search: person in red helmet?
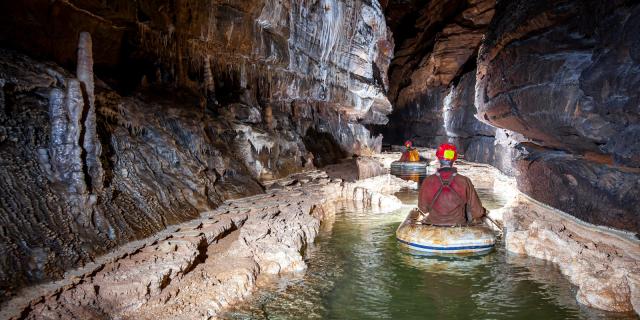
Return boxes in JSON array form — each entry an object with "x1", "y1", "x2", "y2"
[
  {"x1": 417, "y1": 143, "x2": 487, "y2": 225},
  {"x1": 399, "y1": 140, "x2": 420, "y2": 162}
]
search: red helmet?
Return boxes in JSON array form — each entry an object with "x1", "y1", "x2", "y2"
[
  {"x1": 404, "y1": 140, "x2": 413, "y2": 148},
  {"x1": 436, "y1": 143, "x2": 458, "y2": 161}
]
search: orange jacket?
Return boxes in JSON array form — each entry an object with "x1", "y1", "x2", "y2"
[
  {"x1": 399, "y1": 148, "x2": 420, "y2": 162},
  {"x1": 417, "y1": 168, "x2": 486, "y2": 225}
]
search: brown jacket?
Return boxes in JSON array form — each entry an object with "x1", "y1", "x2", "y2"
[{"x1": 417, "y1": 167, "x2": 486, "y2": 225}]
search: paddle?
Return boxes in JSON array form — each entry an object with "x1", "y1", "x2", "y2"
[{"x1": 484, "y1": 214, "x2": 504, "y2": 233}]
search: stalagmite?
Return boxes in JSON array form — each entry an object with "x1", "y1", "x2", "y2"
[
  {"x1": 48, "y1": 81, "x2": 87, "y2": 195},
  {"x1": 76, "y1": 31, "x2": 103, "y2": 193}
]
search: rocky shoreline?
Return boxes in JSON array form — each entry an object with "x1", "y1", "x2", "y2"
[
  {"x1": 380, "y1": 152, "x2": 640, "y2": 316},
  {"x1": 0, "y1": 166, "x2": 413, "y2": 320},
  {"x1": 2, "y1": 153, "x2": 638, "y2": 318},
  {"x1": 503, "y1": 194, "x2": 640, "y2": 314},
  {"x1": 448, "y1": 155, "x2": 640, "y2": 316}
]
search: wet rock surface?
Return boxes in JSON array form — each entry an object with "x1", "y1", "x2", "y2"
[
  {"x1": 0, "y1": 0, "x2": 393, "y2": 297},
  {"x1": 0, "y1": 0, "x2": 392, "y2": 156},
  {"x1": 378, "y1": 0, "x2": 640, "y2": 234},
  {"x1": 377, "y1": 0, "x2": 495, "y2": 147},
  {"x1": 1, "y1": 0, "x2": 640, "y2": 317},
  {"x1": 0, "y1": 49, "x2": 267, "y2": 301},
  {"x1": 476, "y1": 0, "x2": 640, "y2": 233},
  {"x1": 477, "y1": 0, "x2": 640, "y2": 159},
  {"x1": 0, "y1": 168, "x2": 411, "y2": 320},
  {"x1": 515, "y1": 150, "x2": 640, "y2": 233},
  {"x1": 504, "y1": 193, "x2": 640, "y2": 314}
]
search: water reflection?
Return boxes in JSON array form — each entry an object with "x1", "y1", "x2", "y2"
[{"x1": 390, "y1": 162, "x2": 436, "y2": 184}]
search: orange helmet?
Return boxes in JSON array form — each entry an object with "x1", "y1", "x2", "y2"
[
  {"x1": 404, "y1": 140, "x2": 413, "y2": 148},
  {"x1": 436, "y1": 143, "x2": 458, "y2": 161}
]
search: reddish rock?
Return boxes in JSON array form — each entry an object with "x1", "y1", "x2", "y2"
[{"x1": 516, "y1": 149, "x2": 640, "y2": 233}]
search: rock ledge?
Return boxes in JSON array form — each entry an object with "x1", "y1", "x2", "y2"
[{"x1": 0, "y1": 169, "x2": 411, "y2": 320}]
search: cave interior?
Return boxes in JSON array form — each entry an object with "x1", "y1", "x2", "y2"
[{"x1": 0, "y1": 0, "x2": 639, "y2": 312}]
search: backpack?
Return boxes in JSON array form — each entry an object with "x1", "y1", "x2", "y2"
[{"x1": 425, "y1": 171, "x2": 471, "y2": 223}]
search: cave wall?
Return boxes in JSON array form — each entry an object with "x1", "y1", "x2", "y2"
[
  {"x1": 476, "y1": 0, "x2": 640, "y2": 233},
  {"x1": 0, "y1": 48, "x2": 268, "y2": 300},
  {"x1": 380, "y1": 0, "x2": 640, "y2": 233},
  {"x1": 377, "y1": 0, "x2": 495, "y2": 149},
  {"x1": 0, "y1": 0, "x2": 393, "y2": 299},
  {"x1": 0, "y1": 0, "x2": 393, "y2": 155}
]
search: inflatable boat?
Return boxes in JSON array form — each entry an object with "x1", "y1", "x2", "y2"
[
  {"x1": 390, "y1": 161, "x2": 429, "y2": 173},
  {"x1": 396, "y1": 209, "x2": 495, "y2": 255}
]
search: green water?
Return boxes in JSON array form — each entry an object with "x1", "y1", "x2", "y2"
[{"x1": 225, "y1": 189, "x2": 637, "y2": 320}]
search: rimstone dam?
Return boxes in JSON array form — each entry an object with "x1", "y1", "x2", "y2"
[{"x1": 0, "y1": 0, "x2": 639, "y2": 319}]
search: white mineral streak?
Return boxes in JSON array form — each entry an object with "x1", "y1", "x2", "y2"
[
  {"x1": 318, "y1": 0, "x2": 344, "y2": 64},
  {"x1": 2, "y1": 166, "x2": 409, "y2": 320},
  {"x1": 257, "y1": 0, "x2": 285, "y2": 30},
  {"x1": 233, "y1": 124, "x2": 277, "y2": 176},
  {"x1": 347, "y1": 122, "x2": 383, "y2": 154},
  {"x1": 282, "y1": 0, "x2": 392, "y2": 118},
  {"x1": 443, "y1": 84, "x2": 456, "y2": 137},
  {"x1": 240, "y1": 60, "x2": 247, "y2": 88}
]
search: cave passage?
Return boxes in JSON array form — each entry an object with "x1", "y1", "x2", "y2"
[
  {"x1": 0, "y1": 0, "x2": 639, "y2": 318},
  {"x1": 226, "y1": 162, "x2": 635, "y2": 320}
]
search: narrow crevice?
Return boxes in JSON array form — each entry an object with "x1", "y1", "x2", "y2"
[
  {"x1": 158, "y1": 272, "x2": 172, "y2": 291},
  {"x1": 78, "y1": 82, "x2": 94, "y2": 194},
  {"x1": 211, "y1": 222, "x2": 240, "y2": 243}
]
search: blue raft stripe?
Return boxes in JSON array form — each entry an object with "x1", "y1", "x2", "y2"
[{"x1": 396, "y1": 238, "x2": 494, "y2": 251}]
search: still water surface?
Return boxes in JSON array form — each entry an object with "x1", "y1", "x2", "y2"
[{"x1": 225, "y1": 188, "x2": 637, "y2": 319}]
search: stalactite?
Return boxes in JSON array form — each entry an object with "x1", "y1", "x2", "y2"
[
  {"x1": 264, "y1": 105, "x2": 274, "y2": 130},
  {"x1": 0, "y1": 0, "x2": 397, "y2": 299},
  {"x1": 203, "y1": 55, "x2": 218, "y2": 111}
]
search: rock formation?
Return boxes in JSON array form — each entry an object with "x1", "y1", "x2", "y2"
[
  {"x1": 1, "y1": 169, "x2": 412, "y2": 319},
  {"x1": 377, "y1": 0, "x2": 639, "y2": 233},
  {"x1": 504, "y1": 193, "x2": 640, "y2": 314},
  {"x1": 0, "y1": 0, "x2": 393, "y2": 299},
  {"x1": 379, "y1": 1, "x2": 640, "y2": 313},
  {"x1": 476, "y1": 0, "x2": 640, "y2": 233},
  {"x1": 378, "y1": 0, "x2": 496, "y2": 149},
  {"x1": 0, "y1": 0, "x2": 393, "y2": 155},
  {"x1": 0, "y1": 48, "x2": 264, "y2": 302}
]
